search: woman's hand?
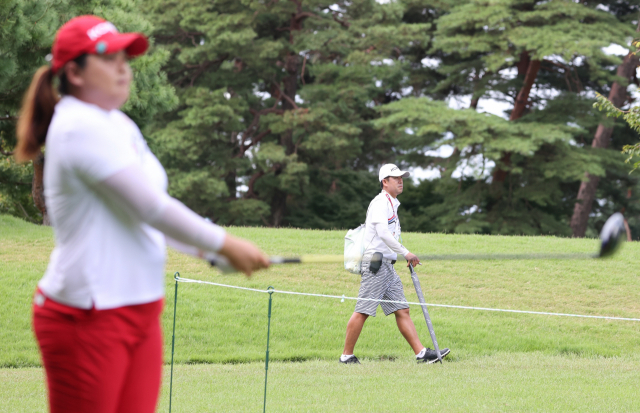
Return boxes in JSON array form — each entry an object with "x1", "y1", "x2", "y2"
[{"x1": 218, "y1": 235, "x2": 270, "y2": 276}]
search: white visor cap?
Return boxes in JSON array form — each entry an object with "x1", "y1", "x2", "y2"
[{"x1": 379, "y1": 163, "x2": 410, "y2": 182}]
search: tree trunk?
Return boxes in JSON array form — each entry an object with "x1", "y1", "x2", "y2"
[
  {"x1": 32, "y1": 152, "x2": 50, "y2": 225},
  {"x1": 283, "y1": 53, "x2": 299, "y2": 111},
  {"x1": 509, "y1": 58, "x2": 541, "y2": 121},
  {"x1": 270, "y1": 187, "x2": 287, "y2": 227},
  {"x1": 268, "y1": 7, "x2": 309, "y2": 226},
  {"x1": 624, "y1": 217, "x2": 632, "y2": 241},
  {"x1": 493, "y1": 53, "x2": 541, "y2": 183},
  {"x1": 469, "y1": 69, "x2": 482, "y2": 110},
  {"x1": 570, "y1": 51, "x2": 640, "y2": 237},
  {"x1": 225, "y1": 170, "x2": 237, "y2": 199},
  {"x1": 269, "y1": 50, "x2": 300, "y2": 225}
]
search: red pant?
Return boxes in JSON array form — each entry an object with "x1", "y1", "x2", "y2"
[{"x1": 32, "y1": 290, "x2": 163, "y2": 413}]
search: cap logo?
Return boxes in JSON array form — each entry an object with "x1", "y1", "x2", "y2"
[
  {"x1": 95, "y1": 41, "x2": 107, "y2": 54},
  {"x1": 87, "y1": 22, "x2": 118, "y2": 41},
  {"x1": 391, "y1": 167, "x2": 398, "y2": 171}
]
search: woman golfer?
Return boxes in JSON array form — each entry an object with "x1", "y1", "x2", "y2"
[{"x1": 15, "y1": 15, "x2": 270, "y2": 413}]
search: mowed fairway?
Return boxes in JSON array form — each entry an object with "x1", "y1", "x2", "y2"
[{"x1": 1, "y1": 214, "x2": 640, "y2": 412}]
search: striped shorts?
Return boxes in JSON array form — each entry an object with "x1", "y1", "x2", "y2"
[{"x1": 354, "y1": 258, "x2": 409, "y2": 317}]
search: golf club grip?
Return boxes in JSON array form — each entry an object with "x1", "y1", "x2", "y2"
[{"x1": 270, "y1": 257, "x2": 301, "y2": 264}]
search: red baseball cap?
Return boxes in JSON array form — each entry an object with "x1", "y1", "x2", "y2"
[{"x1": 51, "y1": 15, "x2": 148, "y2": 74}]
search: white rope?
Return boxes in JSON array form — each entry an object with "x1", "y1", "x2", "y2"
[{"x1": 175, "y1": 275, "x2": 640, "y2": 322}]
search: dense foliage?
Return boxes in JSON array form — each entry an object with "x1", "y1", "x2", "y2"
[
  {"x1": 0, "y1": 0, "x2": 176, "y2": 221},
  {"x1": 2, "y1": 0, "x2": 640, "y2": 238}
]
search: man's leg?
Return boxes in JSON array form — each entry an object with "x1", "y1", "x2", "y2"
[
  {"x1": 377, "y1": 262, "x2": 423, "y2": 355},
  {"x1": 394, "y1": 308, "x2": 423, "y2": 354},
  {"x1": 344, "y1": 257, "x2": 381, "y2": 358},
  {"x1": 343, "y1": 312, "x2": 369, "y2": 355}
]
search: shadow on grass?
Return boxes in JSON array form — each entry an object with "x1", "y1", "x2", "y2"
[
  {"x1": 556, "y1": 347, "x2": 620, "y2": 358},
  {"x1": 178, "y1": 355, "x2": 317, "y2": 365}
]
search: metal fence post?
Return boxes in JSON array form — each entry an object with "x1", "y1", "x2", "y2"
[
  {"x1": 263, "y1": 286, "x2": 274, "y2": 413},
  {"x1": 169, "y1": 272, "x2": 179, "y2": 412}
]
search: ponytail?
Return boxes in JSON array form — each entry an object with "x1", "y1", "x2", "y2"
[{"x1": 15, "y1": 66, "x2": 59, "y2": 162}]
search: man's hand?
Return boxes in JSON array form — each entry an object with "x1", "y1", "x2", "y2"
[{"x1": 404, "y1": 252, "x2": 420, "y2": 267}]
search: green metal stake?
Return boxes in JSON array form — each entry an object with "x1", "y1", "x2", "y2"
[
  {"x1": 263, "y1": 286, "x2": 274, "y2": 413},
  {"x1": 169, "y1": 272, "x2": 179, "y2": 413}
]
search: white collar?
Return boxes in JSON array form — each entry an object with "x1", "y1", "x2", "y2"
[{"x1": 59, "y1": 95, "x2": 114, "y2": 115}]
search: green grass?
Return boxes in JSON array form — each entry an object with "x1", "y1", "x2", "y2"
[
  {"x1": 3, "y1": 355, "x2": 640, "y2": 412},
  {"x1": 2, "y1": 214, "x2": 640, "y2": 411}
]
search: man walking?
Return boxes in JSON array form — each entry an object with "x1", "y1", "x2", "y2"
[{"x1": 340, "y1": 164, "x2": 450, "y2": 364}]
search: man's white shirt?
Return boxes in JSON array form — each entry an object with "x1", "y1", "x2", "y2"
[{"x1": 363, "y1": 190, "x2": 410, "y2": 260}]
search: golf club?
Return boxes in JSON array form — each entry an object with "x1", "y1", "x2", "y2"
[
  {"x1": 599, "y1": 212, "x2": 626, "y2": 258},
  {"x1": 210, "y1": 212, "x2": 626, "y2": 271},
  {"x1": 408, "y1": 263, "x2": 443, "y2": 363}
]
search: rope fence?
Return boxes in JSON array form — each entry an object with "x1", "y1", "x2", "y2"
[
  {"x1": 175, "y1": 274, "x2": 640, "y2": 322},
  {"x1": 168, "y1": 271, "x2": 640, "y2": 413}
]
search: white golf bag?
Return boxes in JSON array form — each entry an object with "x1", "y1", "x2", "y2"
[{"x1": 344, "y1": 224, "x2": 366, "y2": 274}]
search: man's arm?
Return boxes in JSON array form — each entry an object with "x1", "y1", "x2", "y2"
[
  {"x1": 373, "y1": 222, "x2": 408, "y2": 255},
  {"x1": 373, "y1": 222, "x2": 420, "y2": 267}
]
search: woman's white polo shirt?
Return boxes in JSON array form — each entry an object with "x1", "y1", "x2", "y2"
[{"x1": 39, "y1": 96, "x2": 168, "y2": 310}]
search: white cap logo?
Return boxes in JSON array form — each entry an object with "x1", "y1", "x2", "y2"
[
  {"x1": 378, "y1": 163, "x2": 410, "y2": 182},
  {"x1": 87, "y1": 22, "x2": 118, "y2": 41}
]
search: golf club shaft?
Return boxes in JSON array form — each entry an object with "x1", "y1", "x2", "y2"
[
  {"x1": 408, "y1": 263, "x2": 442, "y2": 363},
  {"x1": 269, "y1": 252, "x2": 595, "y2": 264},
  {"x1": 210, "y1": 252, "x2": 596, "y2": 273}
]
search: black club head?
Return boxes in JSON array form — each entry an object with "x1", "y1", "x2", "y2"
[{"x1": 599, "y1": 212, "x2": 626, "y2": 258}]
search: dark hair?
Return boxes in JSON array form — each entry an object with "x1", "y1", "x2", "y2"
[
  {"x1": 58, "y1": 54, "x2": 87, "y2": 95},
  {"x1": 380, "y1": 177, "x2": 389, "y2": 190},
  {"x1": 15, "y1": 55, "x2": 88, "y2": 162}
]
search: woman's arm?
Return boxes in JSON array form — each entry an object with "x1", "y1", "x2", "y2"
[
  {"x1": 95, "y1": 165, "x2": 268, "y2": 275},
  {"x1": 97, "y1": 166, "x2": 226, "y2": 252},
  {"x1": 165, "y1": 236, "x2": 203, "y2": 258}
]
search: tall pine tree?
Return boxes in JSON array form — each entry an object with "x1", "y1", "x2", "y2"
[
  {"x1": 146, "y1": 0, "x2": 431, "y2": 227},
  {"x1": 570, "y1": 2, "x2": 640, "y2": 237},
  {"x1": 381, "y1": 0, "x2": 638, "y2": 236}
]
